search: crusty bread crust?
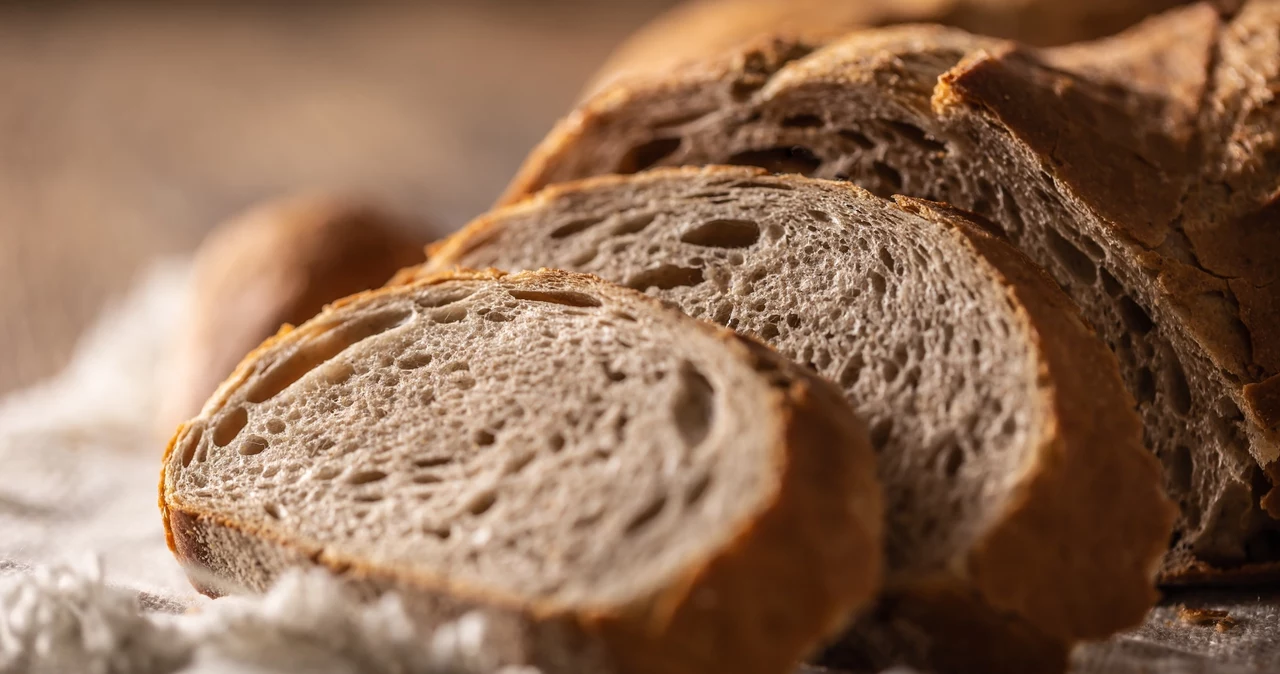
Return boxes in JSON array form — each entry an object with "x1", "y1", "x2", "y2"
[
  {"x1": 161, "y1": 268, "x2": 883, "y2": 674},
  {"x1": 585, "y1": 0, "x2": 1190, "y2": 100},
  {"x1": 402, "y1": 167, "x2": 1174, "y2": 671},
  {"x1": 899, "y1": 197, "x2": 1173, "y2": 643}
]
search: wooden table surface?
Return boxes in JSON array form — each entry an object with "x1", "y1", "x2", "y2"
[{"x1": 0, "y1": 1, "x2": 677, "y2": 395}]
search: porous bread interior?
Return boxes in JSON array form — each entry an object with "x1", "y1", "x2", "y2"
[
  {"x1": 517, "y1": 29, "x2": 1275, "y2": 572},
  {"x1": 437, "y1": 172, "x2": 1042, "y2": 575},
  {"x1": 166, "y1": 275, "x2": 783, "y2": 607}
]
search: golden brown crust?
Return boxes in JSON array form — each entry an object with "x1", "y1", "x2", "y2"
[
  {"x1": 158, "y1": 194, "x2": 428, "y2": 437},
  {"x1": 901, "y1": 198, "x2": 1174, "y2": 641},
  {"x1": 586, "y1": 0, "x2": 1190, "y2": 100},
  {"x1": 161, "y1": 268, "x2": 884, "y2": 674}
]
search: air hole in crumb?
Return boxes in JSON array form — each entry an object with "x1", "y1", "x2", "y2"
[
  {"x1": 942, "y1": 444, "x2": 965, "y2": 477},
  {"x1": 212, "y1": 407, "x2": 249, "y2": 447},
  {"x1": 550, "y1": 216, "x2": 606, "y2": 239},
  {"x1": 1165, "y1": 361, "x2": 1193, "y2": 415},
  {"x1": 425, "y1": 524, "x2": 452, "y2": 539},
  {"x1": 626, "y1": 493, "x2": 668, "y2": 534},
  {"x1": 869, "y1": 272, "x2": 886, "y2": 297},
  {"x1": 808, "y1": 209, "x2": 832, "y2": 223},
  {"x1": 245, "y1": 308, "x2": 411, "y2": 403},
  {"x1": 839, "y1": 356, "x2": 865, "y2": 389},
  {"x1": 474, "y1": 429, "x2": 496, "y2": 446},
  {"x1": 354, "y1": 493, "x2": 384, "y2": 503},
  {"x1": 686, "y1": 473, "x2": 712, "y2": 505},
  {"x1": 431, "y1": 306, "x2": 468, "y2": 324},
  {"x1": 614, "y1": 213, "x2": 657, "y2": 235},
  {"x1": 1170, "y1": 444, "x2": 1194, "y2": 494},
  {"x1": 264, "y1": 502, "x2": 285, "y2": 520},
  {"x1": 781, "y1": 113, "x2": 824, "y2": 128},
  {"x1": 177, "y1": 426, "x2": 204, "y2": 468},
  {"x1": 413, "y1": 473, "x2": 442, "y2": 484},
  {"x1": 673, "y1": 361, "x2": 715, "y2": 448},
  {"x1": 571, "y1": 248, "x2": 598, "y2": 266},
  {"x1": 1099, "y1": 268, "x2": 1123, "y2": 296},
  {"x1": 549, "y1": 432, "x2": 566, "y2": 452},
  {"x1": 872, "y1": 162, "x2": 903, "y2": 192},
  {"x1": 465, "y1": 489, "x2": 498, "y2": 516},
  {"x1": 265, "y1": 418, "x2": 286, "y2": 434},
  {"x1": 505, "y1": 451, "x2": 535, "y2": 475},
  {"x1": 625, "y1": 265, "x2": 704, "y2": 291},
  {"x1": 680, "y1": 219, "x2": 761, "y2": 248},
  {"x1": 238, "y1": 435, "x2": 268, "y2": 456},
  {"x1": 313, "y1": 465, "x2": 341, "y2": 481},
  {"x1": 883, "y1": 359, "x2": 901, "y2": 382},
  {"x1": 885, "y1": 120, "x2": 947, "y2": 154},
  {"x1": 508, "y1": 289, "x2": 603, "y2": 308},
  {"x1": 760, "y1": 322, "x2": 780, "y2": 340},
  {"x1": 485, "y1": 311, "x2": 511, "y2": 323},
  {"x1": 1079, "y1": 236, "x2": 1105, "y2": 260},
  {"x1": 727, "y1": 146, "x2": 821, "y2": 176},
  {"x1": 417, "y1": 289, "x2": 474, "y2": 308},
  {"x1": 1135, "y1": 368, "x2": 1156, "y2": 404},
  {"x1": 1118, "y1": 296, "x2": 1154, "y2": 334},
  {"x1": 347, "y1": 470, "x2": 388, "y2": 485},
  {"x1": 414, "y1": 456, "x2": 451, "y2": 469},
  {"x1": 1045, "y1": 228, "x2": 1096, "y2": 284},
  {"x1": 878, "y1": 247, "x2": 896, "y2": 272},
  {"x1": 838, "y1": 129, "x2": 875, "y2": 149},
  {"x1": 603, "y1": 362, "x2": 627, "y2": 382},
  {"x1": 397, "y1": 352, "x2": 432, "y2": 369},
  {"x1": 869, "y1": 418, "x2": 894, "y2": 451},
  {"x1": 618, "y1": 138, "x2": 682, "y2": 173}
]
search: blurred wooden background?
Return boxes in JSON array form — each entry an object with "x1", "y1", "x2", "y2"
[{"x1": 0, "y1": 1, "x2": 678, "y2": 395}]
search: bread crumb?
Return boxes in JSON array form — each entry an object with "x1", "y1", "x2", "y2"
[{"x1": 1178, "y1": 606, "x2": 1237, "y2": 631}]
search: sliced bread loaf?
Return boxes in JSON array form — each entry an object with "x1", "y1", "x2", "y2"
[
  {"x1": 159, "y1": 268, "x2": 883, "y2": 674},
  {"x1": 399, "y1": 167, "x2": 1175, "y2": 672},
  {"x1": 494, "y1": 3, "x2": 1280, "y2": 582}
]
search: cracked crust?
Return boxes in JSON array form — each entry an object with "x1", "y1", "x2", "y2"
[
  {"x1": 160, "y1": 269, "x2": 884, "y2": 674},
  {"x1": 491, "y1": 2, "x2": 1280, "y2": 582}
]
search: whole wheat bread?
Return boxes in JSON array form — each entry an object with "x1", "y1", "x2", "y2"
[
  {"x1": 159, "y1": 268, "x2": 883, "y2": 674},
  {"x1": 496, "y1": 2, "x2": 1280, "y2": 582},
  {"x1": 400, "y1": 167, "x2": 1174, "y2": 672}
]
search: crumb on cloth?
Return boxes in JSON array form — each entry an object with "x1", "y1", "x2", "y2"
[{"x1": 1177, "y1": 606, "x2": 1239, "y2": 632}]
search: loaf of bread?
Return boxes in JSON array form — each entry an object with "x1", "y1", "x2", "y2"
[
  {"x1": 400, "y1": 167, "x2": 1175, "y2": 672},
  {"x1": 494, "y1": 1, "x2": 1280, "y2": 583},
  {"x1": 159, "y1": 195, "x2": 426, "y2": 434},
  {"x1": 588, "y1": 0, "x2": 1190, "y2": 97},
  {"x1": 159, "y1": 268, "x2": 883, "y2": 674}
]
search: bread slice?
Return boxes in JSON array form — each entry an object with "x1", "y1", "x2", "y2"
[
  {"x1": 495, "y1": 3, "x2": 1280, "y2": 582},
  {"x1": 159, "y1": 194, "x2": 427, "y2": 435},
  {"x1": 159, "y1": 268, "x2": 883, "y2": 674},
  {"x1": 586, "y1": 0, "x2": 1188, "y2": 98},
  {"x1": 400, "y1": 167, "x2": 1174, "y2": 672}
]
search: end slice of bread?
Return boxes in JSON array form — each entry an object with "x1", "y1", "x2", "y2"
[
  {"x1": 402, "y1": 167, "x2": 1175, "y2": 673},
  {"x1": 159, "y1": 268, "x2": 882, "y2": 674}
]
